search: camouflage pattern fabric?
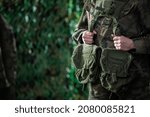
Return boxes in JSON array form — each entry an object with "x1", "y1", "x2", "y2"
[
  {"x1": 89, "y1": 55, "x2": 150, "y2": 100},
  {"x1": 72, "y1": 0, "x2": 150, "y2": 100},
  {"x1": 100, "y1": 48, "x2": 133, "y2": 92}
]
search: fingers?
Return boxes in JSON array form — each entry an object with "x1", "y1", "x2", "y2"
[
  {"x1": 83, "y1": 38, "x2": 94, "y2": 44},
  {"x1": 82, "y1": 34, "x2": 93, "y2": 40},
  {"x1": 113, "y1": 36, "x2": 121, "y2": 41},
  {"x1": 83, "y1": 31, "x2": 93, "y2": 36},
  {"x1": 114, "y1": 43, "x2": 121, "y2": 49},
  {"x1": 82, "y1": 31, "x2": 95, "y2": 44},
  {"x1": 113, "y1": 36, "x2": 122, "y2": 50},
  {"x1": 112, "y1": 35, "x2": 134, "y2": 51},
  {"x1": 93, "y1": 30, "x2": 97, "y2": 34},
  {"x1": 114, "y1": 39, "x2": 121, "y2": 49}
]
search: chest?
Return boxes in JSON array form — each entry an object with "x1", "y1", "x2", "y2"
[{"x1": 88, "y1": 0, "x2": 137, "y2": 19}]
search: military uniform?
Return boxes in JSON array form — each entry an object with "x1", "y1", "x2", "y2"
[
  {"x1": 0, "y1": 15, "x2": 17, "y2": 99},
  {"x1": 72, "y1": 0, "x2": 150, "y2": 99}
]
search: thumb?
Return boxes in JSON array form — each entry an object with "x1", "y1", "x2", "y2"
[{"x1": 93, "y1": 30, "x2": 97, "y2": 34}]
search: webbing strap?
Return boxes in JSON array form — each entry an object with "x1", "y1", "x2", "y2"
[{"x1": 87, "y1": 0, "x2": 130, "y2": 34}]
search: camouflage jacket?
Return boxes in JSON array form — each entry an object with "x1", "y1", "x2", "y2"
[
  {"x1": 0, "y1": 15, "x2": 17, "y2": 88},
  {"x1": 72, "y1": 0, "x2": 150, "y2": 54}
]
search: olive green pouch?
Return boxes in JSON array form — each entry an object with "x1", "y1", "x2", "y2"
[
  {"x1": 100, "y1": 48, "x2": 133, "y2": 92},
  {"x1": 72, "y1": 44, "x2": 101, "y2": 84}
]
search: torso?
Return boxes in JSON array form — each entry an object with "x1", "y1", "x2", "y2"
[{"x1": 85, "y1": 0, "x2": 142, "y2": 38}]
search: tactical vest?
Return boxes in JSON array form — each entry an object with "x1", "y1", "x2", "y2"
[
  {"x1": 85, "y1": 0, "x2": 141, "y2": 47},
  {"x1": 72, "y1": 0, "x2": 140, "y2": 92}
]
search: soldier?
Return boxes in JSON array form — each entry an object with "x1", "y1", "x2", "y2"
[
  {"x1": 0, "y1": 15, "x2": 17, "y2": 99},
  {"x1": 72, "y1": 0, "x2": 150, "y2": 99}
]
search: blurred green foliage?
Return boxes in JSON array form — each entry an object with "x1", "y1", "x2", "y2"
[{"x1": 0, "y1": 0, "x2": 87, "y2": 99}]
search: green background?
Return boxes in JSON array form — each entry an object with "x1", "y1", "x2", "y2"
[{"x1": 0, "y1": 0, "x2": 87, "y2": 99}]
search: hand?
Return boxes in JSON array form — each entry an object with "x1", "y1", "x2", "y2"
[
  {"x1": 82, "y1": 30, "x2": 96, "y2": 44},
  {"x1": 113, "y1": 35, "x2": 135, "y2": 51}
]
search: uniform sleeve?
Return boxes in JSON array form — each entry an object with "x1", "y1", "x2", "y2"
[
  {"x1": 72, "y1": 9, "x2": 88, "y2": 43},
  {"x1": 133, "y1": 0, "x2": 150, "y2": 54},
  {"x1": 0, "y1": 15, "x2": 17, "y2": 85}
]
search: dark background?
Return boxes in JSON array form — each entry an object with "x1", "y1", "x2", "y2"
[{"x1": 0, "y1": 0, "x2": 87, "y2": 99}]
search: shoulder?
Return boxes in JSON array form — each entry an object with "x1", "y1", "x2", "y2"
[
  {"x1": 136, "y1": 0, "x2": 150, "y2": 12},
  {"x1": 138, "y1": 0, "x2": 150, "y2": 7},
  {"x1": 84, "y1": 0, "x2": 96, "y2": 11}
]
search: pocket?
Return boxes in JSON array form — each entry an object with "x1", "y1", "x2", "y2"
[
  {"x1": 99, "y1": 49, "x2": 133, "y2": 92},
  {"x1": 72, "y1": 44, "x2": 96, "y2": 69},
  {"x1": 72, "y1": 44, "x2": 101, "y2": 84},
  {"x1": 100, "y1": 49, "x2": 133, "y2": 77}
]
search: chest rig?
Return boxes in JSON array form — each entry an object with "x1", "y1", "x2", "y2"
[
  {"x1": 85, "y1": 0, "x2": 136, "y2": 47},
  {"x1": 81, "y1": 0, "x2": 135, "y2": 92}
]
